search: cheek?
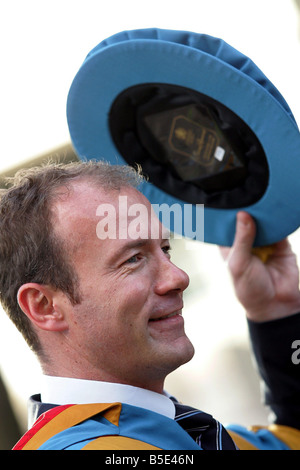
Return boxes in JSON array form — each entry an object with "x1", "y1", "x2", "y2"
[
  {"x1": 118, "y1": 282, "x2": 152, "y2": 320},
  {"x1": 78, "y1": 275, "x2": 152, "y2": 338},
  {"x1": 114, "y1": 272, "x2": 151, "y2": 304},
  {"x1": 107, "y1": 289, "x2": 152, "y2": 350}
]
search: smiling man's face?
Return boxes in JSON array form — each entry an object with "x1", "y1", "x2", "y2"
[{"x1": 53, "y1": 180, "x2": 195, "y2": 392}]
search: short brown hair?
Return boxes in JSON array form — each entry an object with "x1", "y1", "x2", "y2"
[{"x1": 0, "y1": 160, "x2": 143, "y2": 354}]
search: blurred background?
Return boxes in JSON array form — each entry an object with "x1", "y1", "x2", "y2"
[{"x1": 0, "y1": 0, "x2": 300, "y2": 449}]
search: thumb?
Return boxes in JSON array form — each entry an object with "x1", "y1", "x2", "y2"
[{"x1": 227, "y1": 211, "x2": 256, "y2": 277}]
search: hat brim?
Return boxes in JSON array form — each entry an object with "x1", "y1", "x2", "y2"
[{"x1": 67, "y1": 28, "x2": 300, "y2": 246}]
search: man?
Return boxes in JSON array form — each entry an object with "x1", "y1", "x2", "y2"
[{"x1": 0, "y1": 160, "x2": 299, "y2": 450}]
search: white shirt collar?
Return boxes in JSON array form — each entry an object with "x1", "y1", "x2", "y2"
[{"x1": 41, "y1": 375, "x2": 175, "y2": 419}]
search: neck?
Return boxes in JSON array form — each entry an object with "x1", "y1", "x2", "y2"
[
  {"x1": 38, "y1": 334, "x2": 167, "y2": 394},
  {"x1": 40, "y1": 358, "x2": 165, "y2": 395}
]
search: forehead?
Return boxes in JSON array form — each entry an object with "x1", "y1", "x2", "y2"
[{"x1": 52, "y1": 180, "x2": 167, "y2": 244}]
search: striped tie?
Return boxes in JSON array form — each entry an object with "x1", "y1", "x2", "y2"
[{"x1": 174, "y1": 403, "x2": 238, "y2": 450}]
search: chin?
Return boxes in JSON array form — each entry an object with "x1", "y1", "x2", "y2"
[
  {"x1": 180, "y1": 341, "x2": 195, "y2": 365},
  {"x1": 165, "y1": 338, "x2": 195, "y2": 372}
]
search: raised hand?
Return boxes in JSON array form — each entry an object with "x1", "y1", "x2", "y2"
[{"x1": 220, "y1": 211, "x2": 300, "y2": 322}]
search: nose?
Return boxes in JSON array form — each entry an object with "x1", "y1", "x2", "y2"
[{"x1": 154, "y1": 256, "x2": 190, "y2": 296}]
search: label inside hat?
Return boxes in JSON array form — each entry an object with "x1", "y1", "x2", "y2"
[{"x1": 143, "y1": 104, "x2": 246, "y2": 190}]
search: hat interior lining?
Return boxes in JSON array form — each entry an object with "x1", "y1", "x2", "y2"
[{"x1": 109, "y1": 83, "x2": 269, "y2": 209}]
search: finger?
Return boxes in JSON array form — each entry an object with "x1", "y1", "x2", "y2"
[{"x1": 227, "y1": 211, "x2": 256, "y2": 277}]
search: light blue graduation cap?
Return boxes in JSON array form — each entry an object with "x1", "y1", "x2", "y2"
[{"x1": 67, "y1": 28, "x2": 300, "y2": 246}]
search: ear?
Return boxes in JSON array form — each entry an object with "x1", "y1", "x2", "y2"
[{"x1": 17, "y1": 283, "x2": 69, "y2": 332}]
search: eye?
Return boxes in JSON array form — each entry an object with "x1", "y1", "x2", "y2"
[
  {"x1": 125, "y1": 253, "x2": 141, "y2": 264},
  {"x1": 162, "y1": 244, "x2": 171, "y2": 257}
]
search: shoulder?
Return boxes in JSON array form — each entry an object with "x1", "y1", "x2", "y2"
[{"x1": 13, "y1": 401, "x2": 199, "y2": 450}]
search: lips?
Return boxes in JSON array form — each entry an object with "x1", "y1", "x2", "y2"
[{"x1": 149, "y1": 311, "x2": 182, "y2": 322}]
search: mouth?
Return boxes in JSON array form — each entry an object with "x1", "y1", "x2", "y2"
[{"x1": 149, "y1": 311, "x2": 182, "y2": 322}]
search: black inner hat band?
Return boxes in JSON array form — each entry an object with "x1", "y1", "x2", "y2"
[{"x1": 109, "y1": 83, "x2": 269, "y2": 209}]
